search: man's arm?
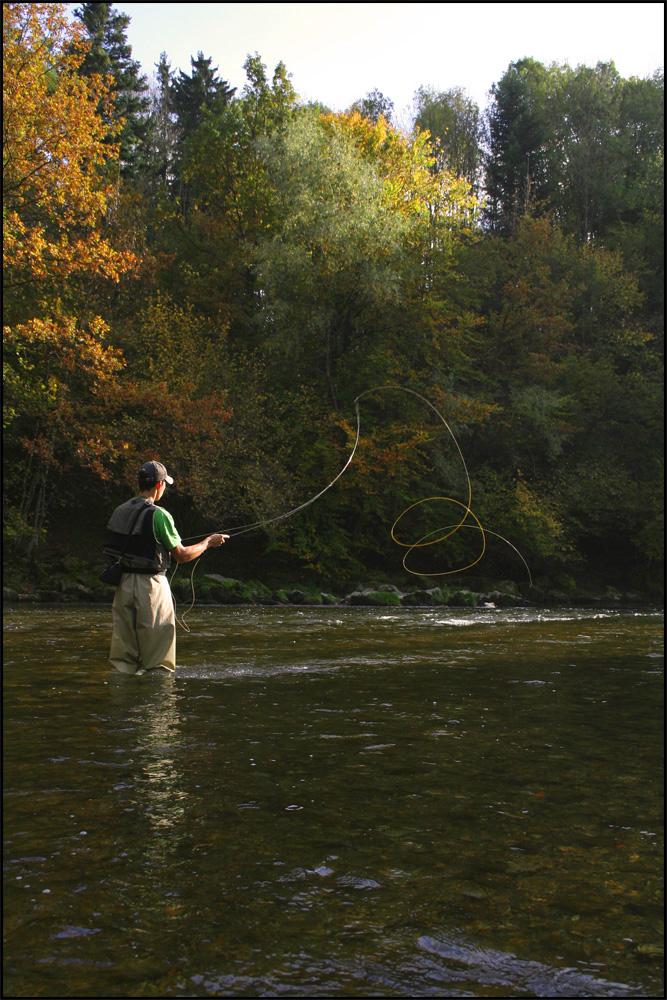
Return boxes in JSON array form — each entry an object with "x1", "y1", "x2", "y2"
[{"x1": 170, "y1": 533, "x2": 228, "y2": 564}]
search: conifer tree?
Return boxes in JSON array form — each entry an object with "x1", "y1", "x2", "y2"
[
  {"x1": 143, "y1": 52, "x2": 177, "y2": 191},
  {"x1": 169, "y1": 51, "x2": 236, "y2": 209},
  {"x1": 171, "y1": 51, "x2": 236, "y2": 139},
  {"x1": 73, "y1": 2, "x2": 150, "y2": 176}
]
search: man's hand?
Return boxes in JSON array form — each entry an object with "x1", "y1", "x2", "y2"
[
  {"x1": 171, "y1": 533, "x2": 229, "y2": 563},
  {"x1": 207, "y1": 533, "x2": 229, "y2": 548}
]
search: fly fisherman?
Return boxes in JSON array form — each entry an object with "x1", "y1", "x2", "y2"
[{"x1": 105, "y1": 461, "x2": 227, "y2": 676}]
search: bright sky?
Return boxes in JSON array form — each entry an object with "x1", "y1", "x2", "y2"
[{"x1": 78, "y1": 2, "x2": 664, "y2": 120}]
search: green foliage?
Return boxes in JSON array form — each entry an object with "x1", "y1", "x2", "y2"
[
  {"x1": 255, "y1": 110, "x2": 413, "y2": 407},
  {"x1": 451, "y1": 590, "x2": 477, "y2": 607}
]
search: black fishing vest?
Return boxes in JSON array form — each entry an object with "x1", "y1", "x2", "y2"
[{"x1": 104, "y1": 496, "x2": 171, "y2": 574}]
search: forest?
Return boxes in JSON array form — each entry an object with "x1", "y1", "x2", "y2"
[{"x1": 3, "y1": 2, "x2": 664, "y2": 600}]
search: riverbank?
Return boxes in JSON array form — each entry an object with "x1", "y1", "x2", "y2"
[{"x1": 2, "y1": 568, "x2": 661, "y2": 609}]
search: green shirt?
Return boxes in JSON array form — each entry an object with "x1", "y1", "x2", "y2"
[{"x1": 153, "y1": 507, "x2": 181, "y2": 551}]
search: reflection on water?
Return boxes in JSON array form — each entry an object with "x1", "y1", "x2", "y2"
[
  {"x1": 108, "y1": 680, "x2": 188, "y2": 862},
  {"x1": 3, "y1": 605, "x2": 664, "y2": 998}
]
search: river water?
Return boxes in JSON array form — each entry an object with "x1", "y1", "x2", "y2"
[{"x1": 3, "y1": 605, "x2": 664, "y2": 998}]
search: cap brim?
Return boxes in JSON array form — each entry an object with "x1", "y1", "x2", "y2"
[{"x1": 165, "y1": 475, "x2": 174, "y2": 485}]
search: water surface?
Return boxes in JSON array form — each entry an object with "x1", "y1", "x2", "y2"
[{"x1": 3, "y1": 606, "x2": 664, "y2": 997}]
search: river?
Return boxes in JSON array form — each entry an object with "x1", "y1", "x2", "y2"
[{"x1": 3, "y1": 605, "x2": 664, "y2": 997}]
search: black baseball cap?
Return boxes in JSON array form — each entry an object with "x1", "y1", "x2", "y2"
[{"x1": 139, "y1": 461, "x2": 174, "y2": 485}]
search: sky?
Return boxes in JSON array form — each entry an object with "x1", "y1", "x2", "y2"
[{"x1": 75, "y1": 2, "x2": 664, "y2": 121}]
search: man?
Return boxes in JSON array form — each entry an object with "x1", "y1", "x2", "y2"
[{"x1": 105, "y1": 460, "x2": 227, "y2": 675}]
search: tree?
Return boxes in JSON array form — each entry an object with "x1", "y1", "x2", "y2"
[
  {"x1": 483, "y1": 58, "x2": 555, "y2": 232},
  {"x1": 609, "y1": 70, "x2": 664, "y2": 343},
  {"x1": 3, "y1": 2, "x2": 136, "y2": 555},
  {"x1": 171, "y1": 50, "x2": 235, "y2": 142},
  {"x1": 170, "y1": 51, "x2": 236, "y2": 209},
  {"x1": 463, "y1": 213, "x2": 662, "y2": 577},
  {"x1": 246, "y1": 110, "x2": 484, "y2": 575},
  {"x1": 348, "y1": 88, "x2": 394, "y2": 125},
  {"x1": 107, "y1": 56, "x2": 300, "y2": 535},
  {"x1": 255, "y1": 110, "x2": 416, "y2": 409},
  {"x1": 551, "y1": 62, "x2": 623, "y2": 241},
  {"x1": 142, "y1": 51, "x2": 178, "y2": 190},
  {"x1": 413, "y1": 85, "x2": 483, "y2": 191},
  {"x1": 73, "y1": 1, "x2": 150, "y2": 176},
  {"x1": 3, "y1": 2, "x2": 135, "y2": 321},
  {"x1": 143, "y1": 53, "x2": 295, "y2": 333},
  {"x1": 3, "y1": 316, "x2": 126, "y2": 555}
]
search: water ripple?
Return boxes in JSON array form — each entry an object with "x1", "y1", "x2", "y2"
[{"x1": 417, "y1": 934, "x2": 646, "y2": 997}]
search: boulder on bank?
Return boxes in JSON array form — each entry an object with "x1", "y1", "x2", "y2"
[
  {"x1": 346, "y1": 589, "x2": 402, "y2": 607},
  {"x1": 203, "y1": 574, "x2": 254, "y2": 604},
  {"x1": 545, "y1": 588, "x2": 570, "y2": 605},
  {"x1": 448, "y1": 589, "x2": 477, "y2": 608},
  {"x1": 401, "y1": 587, "x2": 448, "y2": 607},
  {"x1": 484, "y1": 590, "x2": 522, "y2": 607},
  {"x1": 249, "y1": 582, "x2": 277, "y2": 605}
]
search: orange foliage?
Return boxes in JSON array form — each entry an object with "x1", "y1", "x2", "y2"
[{"x1": 3, "y1": 315, "x2": 125, "y2": 471}]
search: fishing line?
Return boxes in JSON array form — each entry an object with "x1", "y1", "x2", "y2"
[
  {"x1": 170, "y1": 384, "x2": 531, "y2": 624},
  {"x1": 392, "y1": 497, "x2": 486, "y2": 575},
  {"x1": 397, "y1": 518, "x2": 532, "y2": 583},
  {"x1": 170, "y1": 557, "x2": 200, "y2": 633}
]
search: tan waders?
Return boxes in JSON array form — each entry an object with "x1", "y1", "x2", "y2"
[{"x1": 109, "y1": 573, "x2": 176, "y2": 675}]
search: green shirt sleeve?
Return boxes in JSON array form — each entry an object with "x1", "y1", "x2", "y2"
[{"x1": 152, "y1": 507, "x2": 181, "y2": 551}]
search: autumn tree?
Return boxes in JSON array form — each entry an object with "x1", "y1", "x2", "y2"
[{"x1": 3, "y1": 2, "x2": 136, "y2": 556}]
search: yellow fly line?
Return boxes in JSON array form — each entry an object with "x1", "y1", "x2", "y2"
[
  {"x1": 391, "y1": 497, "x2": 487, "y2": 577},
  {"x1": 357, "y1": 386, "x2": 502, "y2": 580}
]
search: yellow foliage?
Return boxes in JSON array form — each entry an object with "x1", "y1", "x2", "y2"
[
  {"x1": 321, "y1": 111, "x2": 477, "y2": 226},
  {"x1": 3, "y1": 3, "x2": 136, "y2": 291}
]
